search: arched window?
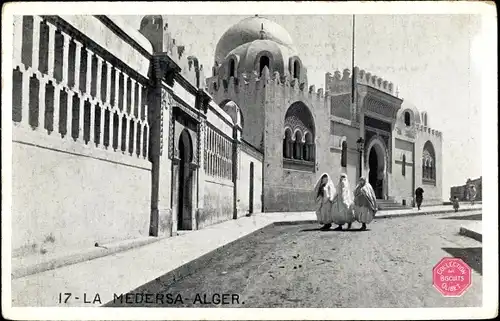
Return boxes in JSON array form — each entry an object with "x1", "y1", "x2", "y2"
[
  {"x1": 259, "y1": 55, "x2": 270, "y2": 76},
  {"x1": 422, "y1": 141, "x2": 436, "y2": 184},
  {"x1": 402, "y1": 154, "x2": 406, "y2": 176},
  {"x1": 293, "y1": 60, "x2": 300, "y2": 79},
  {"x1": 283, "y1": 102, "x2": 316, "y2": 171},
  {"x1": 341, "y1": 140, "x2": 347, "y2": 167},
  {"x1": 404, "y1": 112, "x2": 411, "y2": 126},
  {"x1": 229, "y1": 59, "x2": 235, "y2": 78}
]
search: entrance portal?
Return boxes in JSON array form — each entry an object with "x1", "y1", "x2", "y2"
[
  {"x1": 368, "y1": 148, "x2": 384, "y2": 199},
  {"x1": 177, "y1": 129, "x2": 193, "y2": 230}
]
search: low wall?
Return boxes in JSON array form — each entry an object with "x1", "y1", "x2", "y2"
[
  {"x1": 264, "y1": 186, "x2": 314, "y2": 212},
  {"x1": 12, "y1": 130, "x2": 152, "y2": 257},
  {"x1": 237, "y1": 146, "x2": 263, "y2": 217}
]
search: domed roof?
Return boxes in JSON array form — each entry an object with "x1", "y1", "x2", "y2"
[
  {"x1": 214, "y1": 16, "x2": 296, "y2": 64},
  {"x1": 398, "y1": 101, "x2": 421, "y2": 124}
]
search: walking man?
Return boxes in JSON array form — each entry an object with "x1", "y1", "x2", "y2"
[{"x1": 415, "y1": 187, "x2": 424, "y2": 210}]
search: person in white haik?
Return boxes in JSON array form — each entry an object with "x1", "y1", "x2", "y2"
[
  {"x1": 353, "y1": 176, "x2": 378, "y2": 231},
  {"x1": 314, "y1": 173, "x2": 336, "y2": 231},
  {"x1": 330, "y1": 173, "x2": 355, "y2": 231}
]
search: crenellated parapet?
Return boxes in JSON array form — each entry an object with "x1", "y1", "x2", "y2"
[
  {"x1": 207, "y1": 66, "x2": 331, "y2": 108},
  {"x1": 416, "y1": 123, "x2": 442, "y2": 138},
  {"x1": 139, "y1": 15, "x2": 205, "y2": 88},
  {"x1": 325, "y1": 66, "x2": 396, "y2": 96}
]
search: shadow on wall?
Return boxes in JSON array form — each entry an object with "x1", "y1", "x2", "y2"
[{"x1": 441, "y1": 247, "x2": 482, "y2": 276}]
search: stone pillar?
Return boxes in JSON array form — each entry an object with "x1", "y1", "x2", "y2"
[
  {"x1": 73, "y1": 40, "x2": 83, "y2": 92},
  {"x1": 13, "y1": 16, "x2": 23, "y2": 66},
  {"x1": 149, "y1": 55, "x2": 179, "y2": 237},
  {"x1": 232, "y1": 124, "x2": 241, "y2": 219},
  {"x1": 61, "y1": 32, "x2": 71, "y2": 86},
  {"x1": 46, "y1": 22, "x2": 57, "y2": 79},
  {"x1": 196, "y1": 119, "x2": 207, "y2": 227},
  {"x1": 31, "y1": 15, "x2": 42, "y2": 71}
]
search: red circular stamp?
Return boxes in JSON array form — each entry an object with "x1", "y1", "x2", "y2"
[{"x1": 432, "y1": 257, "x2": 472, "y2": 297}]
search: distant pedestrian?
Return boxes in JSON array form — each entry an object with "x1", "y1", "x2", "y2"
[
  {"x1": 314, "y1": 173, "x2": 336, "y2": 231},
  {"x1": 330, "y1": 173, "x2": 355, "y2": 231},
  {"x1": 469, "y1": 185, "x2": 477, "y2": 205},
  {"x1": 353, "y1": 176, "x2": 378, "y2": 231},
  {"x1": 451, "y1": 196, "x2": 460, "y2": 212},
  {"x1": 415, "y1": 187, "x2": 424, "y2": 210}
]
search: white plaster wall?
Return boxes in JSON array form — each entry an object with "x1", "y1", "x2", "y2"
[
  {"x1": 237, "y1": 150, "x2": 263, "y2": 217},
  {"x1": 12, "y1": 141, "x2": 151, "y2": 257}
]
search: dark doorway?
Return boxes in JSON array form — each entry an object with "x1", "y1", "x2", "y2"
[
  {"x1": 259, "y1": 56, "x2": 270, "y2": 76},
  {"x1": 177, "y1": 130, "x2": 193, "y2": 230},
  {"x1": 249, "y1": 162, "x2": 254, "y2": 214},
  {"x1": 368, "y1": 148, "x2": 383, "y2": 199}
]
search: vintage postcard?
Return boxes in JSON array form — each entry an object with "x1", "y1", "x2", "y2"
[{"x1": 1, "y1": 1, "x2": 498, "y2": 320}]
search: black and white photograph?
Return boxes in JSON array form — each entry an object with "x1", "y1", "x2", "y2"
[{"x1": 1, "y1": 1, "x2": 497, "y2": 320}]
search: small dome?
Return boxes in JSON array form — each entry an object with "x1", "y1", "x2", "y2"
[
  {"x1": 226, "y1": 40, "x2": 296, "y2": 76},
  {"x1": 398, "y1": 101, "x2": 421, "y2": 125},
  {"x1": 214, "y1": 16, "x2": 296, "y2": 63}
]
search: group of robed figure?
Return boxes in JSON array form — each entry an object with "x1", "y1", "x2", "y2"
[{"x1": 314, "y1": 173, "x2": 378, "y2": 231}]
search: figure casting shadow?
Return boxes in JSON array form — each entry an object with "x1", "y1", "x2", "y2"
[
  {"x1": 441, "y1": 247, "x2": 482, "y2": 275},
  {"x1": 299, "y1": 228, "x2": 371, "y2": 232}
]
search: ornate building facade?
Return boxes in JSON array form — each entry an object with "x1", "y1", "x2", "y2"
[
  {"x1": 208, "y1": 16, "x2": 443, "y2": 211},
  {"x1": 10, "y1": 14, "x2": 442, "y2": 259}
]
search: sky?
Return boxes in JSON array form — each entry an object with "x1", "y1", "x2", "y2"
[{"x1": 118, "y1": 14, "x2": 482, "y2": 199}]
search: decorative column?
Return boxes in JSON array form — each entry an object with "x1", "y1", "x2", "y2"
[
  {"x1": 105, "y1": 62, "x2": 112, "y2": 105},
  {"x1": 52, "y1": 83, "x2": 61, "y2": 135},
  {"x1": 114, "y1": 69, "x2": 122, "y2": 151},
  {"x1": 21, "y1": 69, "x2": 30, "y2": 128},
  {"x1": 137, "y1": 83, "x2": 143, "y2": 121},
  {"x1": 37, "y1": 77, "x2": 47, "y2": 132},
  {"x1": 13, "y1": 16, "x2": 23, "y2": 66},
  {"x1": 31, "y1": 15, "x2": 42, "y2": 71},
  {"x1": 123, "y1": 73, "x2": 130, "y2": 153},
  {"x1": 46, "y1": 22, "x2": 57, "y2": 79},
  {"x1": 61, "y1": 32, "x2": 71, "y2": 85},
  {"x1": 85, "y1": 48, "x2": 94, "y2": 96},
  {"x1": 73, "y1": 40, "x2": 83, "y2": 92},
  {"x1": 95, "y1": 55, "x2": 103, "y2": 102},
  {"x1": 130, "y1": 79, "x2": 137, "y2": 155}
]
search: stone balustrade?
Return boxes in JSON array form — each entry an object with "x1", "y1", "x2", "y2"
[{"x1": 12, "y1": 15, "x2": 150, "y2": 159}]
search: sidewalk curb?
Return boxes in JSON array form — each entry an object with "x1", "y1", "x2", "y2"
[
  {"x1": 12, "y1": 236, "x2": 169, "y2": 280},
  {"x1": 375, "y1": 207, "x2": 479, "y2": 219},
  {"x1": 459, "y1": 227, "x2": 483, "y2": 242},
  {"x1": 13, "y1": 206, "x2": 481, "y2": 280}
]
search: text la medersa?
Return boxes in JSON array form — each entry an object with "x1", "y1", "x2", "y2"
[{"x1": 113, "y1": 293, "x2": 242, "y2": 305}]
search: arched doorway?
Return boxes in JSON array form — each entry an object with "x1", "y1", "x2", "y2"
[
  {"x1": 249, "y1": 162, "x2": 254, "y2": 214},
  {"x1": 177, "y1": 129, "x2": 193, "y2": 230},
  {"x1": 366, "y1": 138, "x2": 387, "y2": 199}
]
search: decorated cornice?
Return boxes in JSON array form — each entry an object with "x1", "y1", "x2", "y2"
[{"x1": 153, "y1": 53, "x2": 181, "y2": 86}]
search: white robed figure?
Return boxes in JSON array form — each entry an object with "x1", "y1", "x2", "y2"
[
  {"x1": 330, "y1": 173, "x2": 355, "y2": 230},
  {"x1": 353, "y1": 176, "x2": 378, "y2": 230},
  {"x1": 314, "y1": 173, "x2": 336, "y2": 230}
]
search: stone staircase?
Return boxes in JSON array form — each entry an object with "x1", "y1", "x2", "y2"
[{"x1": 377, "y1": 198, "x2": 410, "y2": 211}]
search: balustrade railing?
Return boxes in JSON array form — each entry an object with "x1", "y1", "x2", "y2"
[{"x1": 12, "y1": 15, "x2": 150, "y2": 160}]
